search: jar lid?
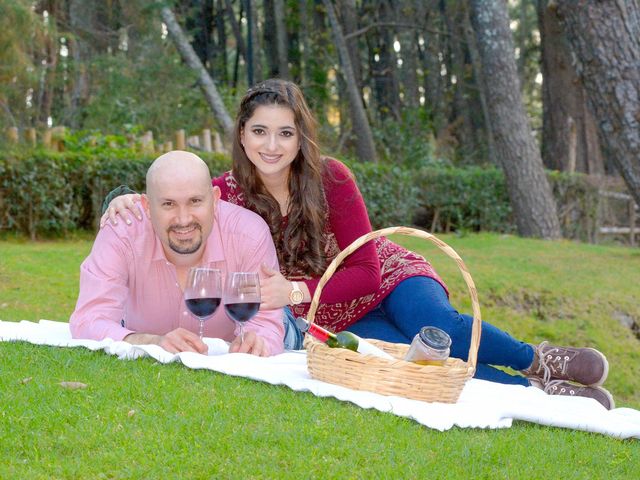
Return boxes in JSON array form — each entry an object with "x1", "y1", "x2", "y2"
[{"x1": 418, "y1": 326, "x2": 452, "y2": 350}]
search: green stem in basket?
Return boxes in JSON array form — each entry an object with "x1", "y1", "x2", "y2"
[{"x1": 295, "y1": 317, "x2": 393, "y2": 360}]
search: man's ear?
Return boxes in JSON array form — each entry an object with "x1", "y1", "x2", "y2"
[
  {"x1": 212, "y1": 185, "x2": 221, "y2": 203},
  {"x1": 140, "y1": 193, "x2": 151, "y2": 217}
]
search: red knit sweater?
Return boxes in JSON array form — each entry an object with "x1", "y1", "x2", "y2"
[{"x1": 213, "y1": 157, "x2": 447, "y2": 331}]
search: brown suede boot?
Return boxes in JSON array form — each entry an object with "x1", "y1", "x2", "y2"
[
  {"x1": 523, "y1": 341, "x2": 609, "y2": 386},
  {"x1": 530, "y1": 378, "x2": 615, "y2": 410}
]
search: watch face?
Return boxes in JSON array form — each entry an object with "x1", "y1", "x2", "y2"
[{"x1": 290, "y1": 289, "x2": 304, "y2": 304}]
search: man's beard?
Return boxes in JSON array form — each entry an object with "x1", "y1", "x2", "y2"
[{"x1": 167, "y1": 222, "x2": 203, "y2": 254}]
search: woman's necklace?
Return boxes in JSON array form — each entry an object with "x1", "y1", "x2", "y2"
[{"x1": 278, "y1": 196, "x2": 290, "y2": 216}]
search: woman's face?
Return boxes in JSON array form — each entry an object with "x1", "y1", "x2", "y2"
[{"x1": 240, "y1": 104, "x2": 300, "y2": 182}]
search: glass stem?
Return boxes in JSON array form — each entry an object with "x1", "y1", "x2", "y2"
[{"x1": 198, "y1": 320, "x2": 204, "y2": 339}]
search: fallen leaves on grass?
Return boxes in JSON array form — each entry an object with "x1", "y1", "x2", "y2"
[
  {"x1": 20, "y1": 377, "x2": 32, "y2": 384},
  {"x1": 59, "y1": 381, "x2": 88, "y2": 390}
]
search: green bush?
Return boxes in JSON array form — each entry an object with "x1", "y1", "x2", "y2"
[
  {"x1": 0, "y1": 148, "x2": 230, "y2": 238},
  {"x1": 414, "y1": 166, "x2": 513, "y2": 233},
  {"x1": 413, "y1": 166, "x2": 600, "y2": 240},
  {"x1": 346, "y1": 161, "x2": 420, "y2": 229},
  {"x1": 0, "y1": 147, "x2": 601, "y2": 241}
]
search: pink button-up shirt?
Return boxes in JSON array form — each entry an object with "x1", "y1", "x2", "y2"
[{"x1": 70, "y1": 200, "x2": 284, "y2": 355}]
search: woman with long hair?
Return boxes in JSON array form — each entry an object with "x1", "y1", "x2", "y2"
[{"x1": 102, "y1": 79, "x2": 613, "y2": 408}]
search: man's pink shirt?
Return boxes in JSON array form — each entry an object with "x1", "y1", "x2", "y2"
[{"x1": 70, "y1": 200, "x2": 284, "y2": 355}]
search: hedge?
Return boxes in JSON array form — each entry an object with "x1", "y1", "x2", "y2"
[
  {"x1": 0, "y1": 149, "x2": 600, "y2": 241},
  {"x1": 413, "y1": 166, "x2": 601, "y2": 241},
  {"x1": 0, "y1": 149, "x2": 229, "y2": 239}
]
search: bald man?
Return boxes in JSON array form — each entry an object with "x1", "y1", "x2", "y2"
[{"x1": 70, "y1": 151, "x2": 284, "y2": 356}]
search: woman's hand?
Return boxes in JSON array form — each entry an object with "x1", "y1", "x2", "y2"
[
  {"x1": 100, "y1": 193, "x2": 143, "y2": 228},
  {"x1": 260, "y1": 264, "x2": 299, "y2": 309}
]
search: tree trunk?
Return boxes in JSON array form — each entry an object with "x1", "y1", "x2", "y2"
[
  {"x1": 67, "y1": 0, "x2": 96, "y2": 129},
  {"x1": 516, "y1": 0, "x2": 529, "y2": 80},
  {"x1": 462, "y1": 0, "x2": 496, "y2": 164},
  {"x1": 470, "y1": 0, "x2": 561, "y2": 239},
  {"x1": 36, "y1": 0, "x2": 59, "y2": 127},
  {"x1": 245, "y1": 0, "x2": 255, "y2": 85},
  {"x1": 537, "y1": 0, "x2": 604, "y2": 175},
  {"x1": 224, "y1": 0, "x2": 247, "y2": 63},
  {"x1": 299, "y1": 0, "x2": 329, "y2": 119},
  {"x1": 420, "y1": 12, "x2": 447, "y2": 134},
  {"x1": 323, "y1": 0, "x2": 378, "y2": 162},
  {"x1": 556, "y1": 0, "x2": 640, "y2": 207},
  {"x1": 444, "y1": 0, "x2": 476, "y2": 160},
  {"x1": 160, "y1": 6, "x2": 234, "y2": 138},
  {"x1": 398, "y1": 0, "x2": 420, "y2": 109},
  {"x1": 299, "y1": 0, "x2": 311, "y2": 86},
  {"x1": 337, "y1": 0, "x2": 363, "y2": 91},
  {"x1": 263, "y1": 0, "x2": 278, "y2": 77},
  {"x1": 247, "y1": 0, "x2": 263, "y2": 83},
  {"x1": 183, "y1": 0, "x2": 213, "y2": 69},
  {"x1": 213, "y1": 0, "x2": 229, "y2": 84},
  {"x1": 369, "y1": 0, "x2": 401, "y2": 120},
  {"x1": 273, "y1": 0, "x2": 290, "y2": 78}
]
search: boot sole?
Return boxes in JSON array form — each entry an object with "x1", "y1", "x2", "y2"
[
  {"x1": 585, "y1": 348, "x2": 609, "y2": 387},
  {"x1": 596, "y1": 386, "x2": 615, "y2": 410}
]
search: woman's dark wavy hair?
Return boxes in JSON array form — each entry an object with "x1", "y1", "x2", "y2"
[{"x1": 232, "y1": 79, "x2": 328, "y2": 275}]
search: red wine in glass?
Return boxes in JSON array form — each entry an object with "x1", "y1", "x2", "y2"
[
  {"x1": 224, "y1": 302, "x2": 260, "y2": 323},
  {"x1": 186, "y1": 298, "x2": 222, "y2": 318},
  {"x1": 224, "y1": 272, "x2": 261, "y2": 343},
  {"x1": 184, "y1": 268, "x2": 222, "y2": 339}
]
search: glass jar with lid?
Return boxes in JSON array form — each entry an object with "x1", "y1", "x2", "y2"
[{"x1": 404, "y1": 326, "x2": 451, "y2": 365}]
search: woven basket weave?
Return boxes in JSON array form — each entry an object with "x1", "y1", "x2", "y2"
[{"x1": 304, "y1": 226, "x2": 482, "y2": 403}]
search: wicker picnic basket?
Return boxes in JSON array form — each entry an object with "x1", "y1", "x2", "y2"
[{"x1": 304, "y1": 226, "x2": 482, "y2": 403}]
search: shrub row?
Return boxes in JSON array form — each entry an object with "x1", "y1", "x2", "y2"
[
  {"x1": 0, "y1": 149, "x2": 600, "y2": 240},
  {"x1": 414, "y1": 167, "x2": 601, "y2": 241},
  {"x1": 0, "y1": 149, "x2": 229, "y2": 239}
]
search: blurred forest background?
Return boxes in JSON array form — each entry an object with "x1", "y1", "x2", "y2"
[{"x1": 1, "y1": 0, "x2": 638, "y2": 243}]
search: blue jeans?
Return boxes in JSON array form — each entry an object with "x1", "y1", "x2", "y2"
[
  {"x1": 345, "y1": 276, "x2": 534, "y2": 386},
  {"x1": 283, "y1": 308, "x2": 305, "y2": 350}
]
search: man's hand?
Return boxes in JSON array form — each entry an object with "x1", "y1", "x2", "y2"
[
  {"x1": 229, "y1": 330, "x2": 270, "y2": 356},
  {"x1": 125, "y1": 327, "x2": 208, "y2": 354}
]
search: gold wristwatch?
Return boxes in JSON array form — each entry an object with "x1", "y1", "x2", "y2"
[{"x1": 289, "y1": 281, "x2": 304, "y2": 305}]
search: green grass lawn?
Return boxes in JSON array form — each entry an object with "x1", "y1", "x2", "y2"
[{"x1": 1, "y1": 233, "x2": 639, "y2": 478}]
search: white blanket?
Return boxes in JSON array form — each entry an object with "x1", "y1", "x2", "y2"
[{"x1": 2, "y1": 319, "x2": 639, "y2": 439}]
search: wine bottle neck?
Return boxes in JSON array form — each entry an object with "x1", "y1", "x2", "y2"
[{"x1": 307, "y1": 323, "x2": 337, "y2": 343}]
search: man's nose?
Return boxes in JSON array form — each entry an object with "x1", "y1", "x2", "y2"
[{"x1": 176, "y1": 206, "x2": 193, "y2": 224}]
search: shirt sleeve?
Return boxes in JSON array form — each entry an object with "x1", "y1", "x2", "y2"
[
  {"x1": 69, "y1": 226, "x2": 135, "y2": 342},
  {"x1": 300, "y1": 159, "x2": 381, "y2": 303},
  {"x1": 231, "y1": 217, "x2": 285, "y2": 356},
  {"x1": 101, "y1": 185, "x2": 138, "y2": 215}
]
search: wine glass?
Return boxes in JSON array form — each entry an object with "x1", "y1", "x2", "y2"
[
  {"x1": 184, "y1": 267, "x2": 222, "y2": 339},
  {"x1": 224, "y1": 272, "x2": 261, "y2": 344}
]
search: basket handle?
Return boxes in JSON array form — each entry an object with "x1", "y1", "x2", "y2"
[{"x1": 306, "y1": 226, "x2": 482, "y2": 369}]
